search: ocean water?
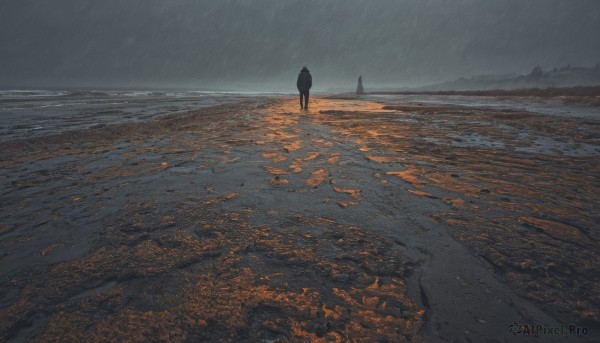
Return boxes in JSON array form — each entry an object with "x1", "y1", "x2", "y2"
[{"x1": 0, "y1": 90, "x2": 250, "y2": 141}]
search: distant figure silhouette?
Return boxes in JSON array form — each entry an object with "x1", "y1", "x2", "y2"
[
  {"x1": 296, "y1": 66, "x2": 312, "y2": 110},
  {"x1": 356, "y1": 75, "x2": 364, "y2": 95}
]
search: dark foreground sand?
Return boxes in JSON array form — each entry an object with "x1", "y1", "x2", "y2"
[{"x1": 1, "y1": 96, "x2": 598, "y2": 342}]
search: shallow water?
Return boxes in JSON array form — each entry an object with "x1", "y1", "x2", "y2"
[{"x1": 0, "y1": 90, "x2": 254, "y2": 141}]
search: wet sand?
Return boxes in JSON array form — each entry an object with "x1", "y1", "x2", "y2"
[{"x1": 1, "y1": 96, "x2": 598, "y2": 342}]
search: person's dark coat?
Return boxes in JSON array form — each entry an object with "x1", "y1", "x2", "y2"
[{"x1": 297, "y1": 67, "x2": 312, "y2": 92}]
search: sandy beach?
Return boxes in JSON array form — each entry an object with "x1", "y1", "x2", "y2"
[{"x1": 1, "y1": 95, "x2": 598, "y2": 342}]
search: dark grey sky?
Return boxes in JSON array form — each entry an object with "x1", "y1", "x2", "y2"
[{"x1": 1, "y1": 0, "x2": 599, "y2": 91}]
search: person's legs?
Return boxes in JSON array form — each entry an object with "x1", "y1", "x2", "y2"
[
  {"x1": 299, "y1": 92, "x2": 304, "y2": 109},
  {"x1": 304, "y1": 91, "x2": 309, "y2": 109}
]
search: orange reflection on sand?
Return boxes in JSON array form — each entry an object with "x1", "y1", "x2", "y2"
[
  {"x1": 333, "y1": 187, "x2": 362, "y2": 200},
  {"x1": 367, "y1": 155, "x2": 406, "y2": 164},
  {"x1": 407, "y1": 189, "x2": 433, "y2": 197},
  {"x1": 445, "y1": 198, "x2": 467, "y2": 209},
  {"x1": 311, "y1": 98, "x2": 396, "y2": 114},
  {"x1": 262, "y1": 152, "x2": 287, "y2": 162},
  {"x1": 309, "y1": 99, "x2": 600, "y2": 328},
  {"x1": 337, "y1": 201, "x2": 359, "y2": 208},
  {"x1": 305, "y1": 168, "x2": 328, "y2": 188},
  {"x1": 40, "y1": 243, "x2": 65, "y2": 256},
  {"x1": 518, "y1": 217, "x2": 587, "y2": 243},
  {"x1": 424, "y1": 172, "x2": 481, "y2": 197},
  {"x1": 283, "y1": 140, "x2": 302, "y2": 153},
  {"x1": 385, "y1": 169, "x2": 425, "y2": 186},
  {"x1": 302, "y1": 152, "x2": 320, "y2": 161},
  {"x1": 203, "y1": 192, "x2": 240, "y2": 206},
  {"x1": 262, "y1": 166, "x2": 289, "y2": 175},
  {"x1": 5, "y1": 198, "x2": 424, "y2": 342},
  {"x1": 288, "y1": 159, "x2": 303, "y2": 173},
  {"x1": 327, "y1": 152, "x2": 341, "y2": 165}
]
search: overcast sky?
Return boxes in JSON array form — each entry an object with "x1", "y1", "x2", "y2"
[{"x1": 1, "y1": 0, "x2": 599, "y2": 91}]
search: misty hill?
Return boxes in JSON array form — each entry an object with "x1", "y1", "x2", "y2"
[{"x1": 415, "y1": 64, "x2": 600, "y2": 91}]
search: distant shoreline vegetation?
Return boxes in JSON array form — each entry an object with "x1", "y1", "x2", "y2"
[{"x1": 396, "y1": 64, "x2": 600, "y2": 93}]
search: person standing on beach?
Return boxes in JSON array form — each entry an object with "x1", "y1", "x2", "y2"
[{"x1": 296, "y1": 66, "x2": 312, "y2": 110}]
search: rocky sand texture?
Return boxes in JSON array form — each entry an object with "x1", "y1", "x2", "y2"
[{"x1": 0, "y1": 96, "x2": 598, "y2": 342}]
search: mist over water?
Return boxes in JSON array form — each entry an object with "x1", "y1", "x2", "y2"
[{"x1": 1, "y1": 0, "x2": 599, "y2": 91}]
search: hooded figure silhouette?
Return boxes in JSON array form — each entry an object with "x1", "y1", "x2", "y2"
[{"x1": 296, "y1": 66, "x2": 312, "y2": 110}]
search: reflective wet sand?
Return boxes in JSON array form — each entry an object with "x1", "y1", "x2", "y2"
[
  {"x1": 313, "y1": 97, "x2": 600, "y2": 332},
  {"x1": 0, "y1": 96, "x2": 597, "y2": 342}
]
